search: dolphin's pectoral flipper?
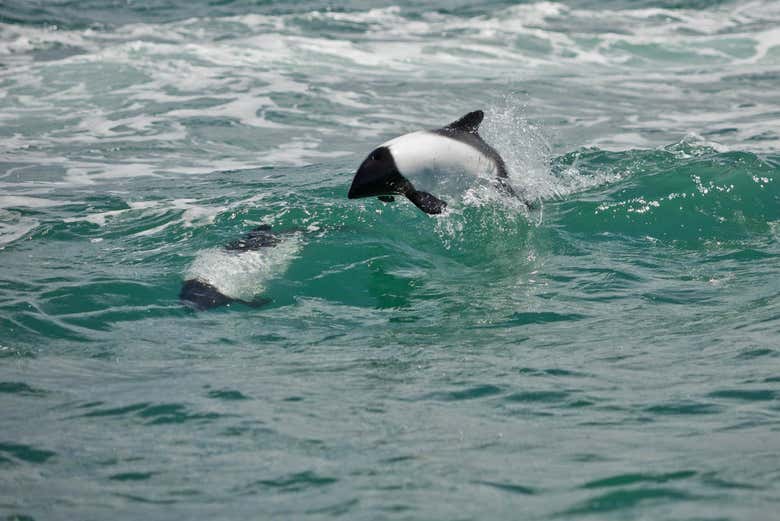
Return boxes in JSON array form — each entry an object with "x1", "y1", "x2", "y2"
[
  {"x1": 406, "y1": 190, "x2": 447, "y2": 215},
  {"x1": 496, "y1": 177, "x2": 537, "y2": 210},
  {"x1": 377, "y1": 195, "x2": 395, "y2": 203},
  {"x1": 445, "y1": 110, "x2": 484, "y2": 133}
]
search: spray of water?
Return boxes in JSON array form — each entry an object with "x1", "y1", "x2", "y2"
[
  {"x1": 482, "y1": 95, "x2": 553, "y2": 202},
  {"x1": 484, "y1": 94, "x2": 627, "y2": 202}
]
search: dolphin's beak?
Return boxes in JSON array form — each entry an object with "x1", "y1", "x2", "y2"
[
  {"x1": 349, "y1": 145, "x2": 404, "y2": 200},
  {"x1": 348, "y1": 160, "x2": 447, "y2": 214},
  {"x1": 348, "y1": 165, "x2": 392, "y2": 199},
  {"x1": 347, "y1": 176, "x2": 362, "y2": 199}
]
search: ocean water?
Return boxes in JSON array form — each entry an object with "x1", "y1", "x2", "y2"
[{"x1": 1, "y1": 0, "x2": 779, "y2": 519}]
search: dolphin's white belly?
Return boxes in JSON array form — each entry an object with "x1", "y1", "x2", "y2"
[{"x1": 384, "y1": 131, "x2": 498, "y2": 197}]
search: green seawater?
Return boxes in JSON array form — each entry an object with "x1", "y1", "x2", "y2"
[{"x1": 1, "y1": 1, "x2": 779, "y2": 519}]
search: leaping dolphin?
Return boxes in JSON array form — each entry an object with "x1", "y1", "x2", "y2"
[{"x1": 347, "y1": 110, "x2": 525, "y2": 214}]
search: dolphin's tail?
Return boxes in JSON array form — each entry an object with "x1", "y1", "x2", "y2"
[{"x1": 496, "y1": 177, "x2": 538, "y2": 211}]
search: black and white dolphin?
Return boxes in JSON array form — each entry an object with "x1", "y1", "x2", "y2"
[
  {"x1": 180, "y1": 225, "x2": 300, "y2": 311},
  {"x1": 347, "y1": 110, "x2": 524, "y2": 214}
]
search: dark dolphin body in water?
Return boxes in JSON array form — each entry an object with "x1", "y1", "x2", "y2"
[{"x1": 180, "y1": 225, "x2": 278, "y2": 311}]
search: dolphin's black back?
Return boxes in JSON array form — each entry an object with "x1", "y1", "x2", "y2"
[
  {"x1": 431, "y1": 110, "x2": 509, "y2": 179},
  {"x1": 431, "y1": 110, "x2": 520, "y2": 200},
  {"x1": 224, "y1": 224, "x2": 279, "y2": 251}
]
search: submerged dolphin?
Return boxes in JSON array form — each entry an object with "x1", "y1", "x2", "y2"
[
  {"x1": 347, "y1": 110, "x2": 524, "y2": 214},
  {"x1": 180, "y1": 225, "x2": 299, "y2": 311}
]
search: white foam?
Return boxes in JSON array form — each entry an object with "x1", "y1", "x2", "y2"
[
  {"x1": 166, "y1": 95, "x2": 283, "y2": 129},
  {"x1": 64, "y1": 193, "x2": 273, "y2": 234},
  {"x1": 481, "y1": 101, "x2": 554, "y2": 201},
  {"x1": 0, "y1": 196, "x2": 68, "y2": 209},
  {"x1": 589, "y1": 133, "x2": 654, "y2": 151},
  {"x1": 0, "y1": 209, "x2": 37, "y2": 248},
  {"x1": 1, "y1": 1, "x2": 775, "y2": 72},
  {"x1": 1, "y1": 0, "x2": 778, "y2": 191},
  {"x1": 0, "y1": 22, "x2": 91, "y2": 60},
  {"x1": 739, "y1": 26, "x2": 780, "y2": 65}
]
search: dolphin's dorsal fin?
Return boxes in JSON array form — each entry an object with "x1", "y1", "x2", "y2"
[{"x1": 445, "y1": 110, "x2": 483, "y2": 133}]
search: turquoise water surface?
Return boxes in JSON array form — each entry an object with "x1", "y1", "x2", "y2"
[{"x1": 1, "y1": 1, "x2": 779, "y2": 519}]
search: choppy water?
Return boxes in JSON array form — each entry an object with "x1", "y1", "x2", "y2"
[{"x1": 1, "y1": 1, "x2": 779, "y2": 519}]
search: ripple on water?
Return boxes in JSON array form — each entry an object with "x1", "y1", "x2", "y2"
[
  {"x1": 700, "y1": 472, "x2": 763, "y2": 491},
  {"x1": 488, "y1": 311, "x2": 588, "y2": 328},
  {"x1": 112, "y1": 493, "x2": 178, "y2": 505},
  {"x1": 240, "y1": 471, "x2": 338, "y2": 494},
  {"x1": 422, "y1": 384, "x2": 504, "y2": 402},
  {"x1": 735, "y1": 348, "x2": 776, "y2": 360},
  {"x1": 643, "y1": 400, "x2": 723, "y2": 416},
  {"x1": 0, "y1": 442, "x2": 56, "y2": 465},
  {"x1": 206, "y1": 389, "x2": 250, "y2": 401},
  {"x1": 3, "y1": 515, "x2": 35, "y2": 521},
  {"x1": 108, "y1": 471, "x2": 156, "y2": 482},
  {"x1": 565, "y1": 487, "x2": 697, "y2": 515},
  {"x1": 503, "y1": 390, "x2": 570, "y2": 403},
  {"x1": 475, "y1": 480, "x2": 536, "y2": 496},
  {"x1": 79, "y1": 401, "x2": 223, "y2": 425},
  {"x1": 568, "y1": 471, "x2": 702, "y2": 515},
  {"x1": 582, "y1": 471, "x2": 697, "y2": 489},
  {"x1": 514, "y1": 367, "x2": 588, "y2": 378},
  {"x1": 0, "y1": 381, "x2": 49, "y2": 396},
  {"x1": 708, "y1": 389, "x2": 777, "y2": 401}
]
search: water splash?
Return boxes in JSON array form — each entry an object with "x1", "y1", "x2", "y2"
[{"x1": 184, "y1": 232, "x2": 302, "y2": 301}]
